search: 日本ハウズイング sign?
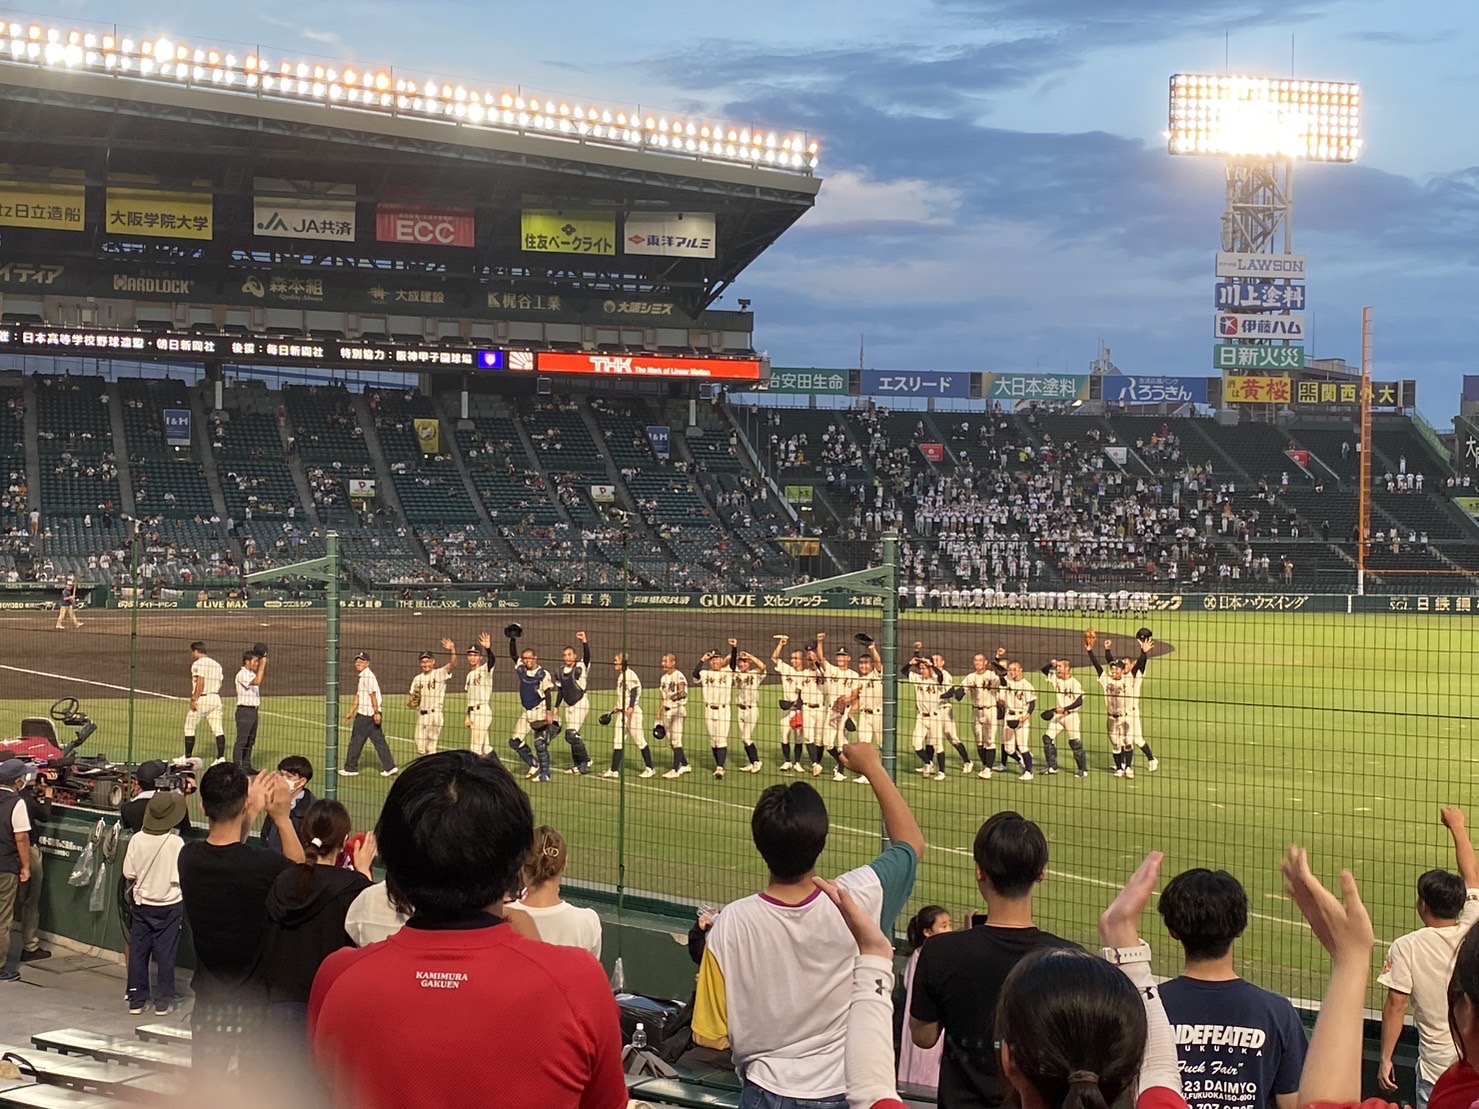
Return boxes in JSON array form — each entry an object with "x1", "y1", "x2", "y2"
[
  {"x1": 253, "y1": 179, "x2": 356, "y2": 242},
  {"x1": 862, "y1": 371, "x2": 972, "y2": 398},
  {"x1": 1102, "y1": 376, "x2": 1210, "y2": 405},
  {"x1": 1215, "y1": 314, "x2": 1306, "y2": 340},
  {"x1": 1215, "y1": 281, "x2": 1306, "y2": 312},
  {"x1": 1215, "y1": 252, "x2": 1308, "y2": 279},
  {"x1": 1214, "y1": 345, "x2": 1305, "y2": 371},
  {"x1": 623, "y1": 212, "x2": 716, "y2": 258},
  {"x1": 521, "y1": 210, "x2": 617, "y2": 256},
  {"x1": 979, "y1": 373, "x2": 1088, "y2": 402}
]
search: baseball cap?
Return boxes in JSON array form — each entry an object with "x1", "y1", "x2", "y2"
[
  {"x1": 466, "y1": 644, "x2": 486, "y2": 656},
  {"x1": 0, "y1": 758, "x2": 30, "y2": 784},
  {"x1": 135, "y1": 760, "x2": 169, "y2": 786},
  {"x1": 418, "y1": 652, "x2": 435, "y2": 661},
  {"x1": 354, "y1": 651, "x2": 371, "y2": 662},
  {"x1": 142, "y1": 791, "x2": 187, "y2": 834}
]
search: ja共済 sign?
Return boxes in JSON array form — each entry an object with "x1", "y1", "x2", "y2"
[
  {"x1": 980, "y1": 373, "x2": 1089, "y2": 403},
  {"x1": 1215, "y1": 252, "x2": 1307, "y2": 279},
  {"x1": 1215, "y1": 281, "x2": 1306, "y2": 312},
  {"x1": 1216, "y1": 314, "x2": 1306, "y2": 340},
  {"x1": 1102, "y1": 376, "x2": 1209, "y2": 405},
  {"x1": 861, "y1": 371, "x2": 972, "y2": 398},
  {"x1": 253, "y1": 178, "x2": 356, "y2": 243},
  {"x1": 1214, "y1": 345, "x2": 1305, "y2": 371}
]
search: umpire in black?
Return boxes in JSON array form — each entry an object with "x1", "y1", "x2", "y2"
[{"x1": 232, "y1": 642, "x2": 268, "y2": 773}]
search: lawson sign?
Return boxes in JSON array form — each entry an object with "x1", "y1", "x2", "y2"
[
  {"x1": 1103, "y1": 376, "x2": 1209, "y2": 406},
  {"x1": 1215, "y1": 252, "x2": 1307, "y2": 279},
  {"x1": 1216, "y1": 313, "x2": 1307, "y2": 340}
]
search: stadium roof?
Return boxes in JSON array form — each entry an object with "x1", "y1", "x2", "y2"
[{"x1": 0, "y1": 19, "x2": 821, "y2": 314}]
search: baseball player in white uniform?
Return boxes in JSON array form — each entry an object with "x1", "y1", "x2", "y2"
[
  {"x1": 1086, "y1": 630, "x2": 1135, "y2": 779},
  {"x1": 1040, "y1": 658, "x2": 1084, "y2": 777},
  {"x1": 961, "y1": 653, "x2": 1002, "y2": 780},
  {"x1": 770, "y1": 640, "x2": 804, "y2": 771},
  {"x1": 408, "y1": 638, "x2": 457, "y2": 757},
  {"x1": 556, "y1": 631, "x2": 594, "y2": 775},
  {"x1": 600, "y1": 654, "x2": 654, "y2": 778},
  {"x1": 771, "y1": 636, "x2": 826, "y2": 777},
  {"x1": 929, "y1": 650, "x2": 974, "y2": 774},
  {"x1": 232, "y1": 646, "x2": 267, "y2": 772},
  {"x1": 816, "y1": 632, "x2": 862, "y2": 781},
  {"x1": 183, "y1": 641, "x2": 227, "y2": 762},
  {"x1": 999, "y1": 660, "x2": 1038, "y2": 781},
  {"x1": 851, "y1": 638, "x2": 883, "y2": 755},
  {"x1": 657, "y1": 653, "x2": 691, "y2": 779},
  {"x1": 463, "y1": 635, "x2": 496, "y2": 757},
  {"x1": 904, "y1": 651, "x2": 947, "y2": 781},
  {"x1": 730, "y1": 642, "x2": 765, "y2": 773},
  {"x1": 693, "y1": 644, "x2": 736, "y2": 779},
  {"x1": 509, "y1": 634, "x2": 559, "y2": 784},
  {"x1": 1104, "y1": 632, "x2": 1158, "y2": 771}
]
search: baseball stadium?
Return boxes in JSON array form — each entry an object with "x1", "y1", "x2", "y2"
[{"x1": 0, "y1": 11, "x2": 1476, "y2": 1108}]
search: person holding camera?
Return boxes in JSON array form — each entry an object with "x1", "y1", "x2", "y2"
[
  {"x1": 121, "y1": 761, "x2": 193, "y2": 835},
  {"x1": 17, "y1": 770, "x2": 54, "y2": 962},
  {"x1": 0, "y1": 759, "x2": 35, "y2": 983}
]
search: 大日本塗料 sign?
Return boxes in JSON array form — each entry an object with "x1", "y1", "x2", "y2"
[
  {"x1": 980, "y1": 373, "x2": 1089, "y2": 403},
  {"x1": 1215, "y1": 252, "x2": 1307, "y2": 279},
  {"x1": 1214, "y1": 345, "x2": 1305, "y2": 371}
]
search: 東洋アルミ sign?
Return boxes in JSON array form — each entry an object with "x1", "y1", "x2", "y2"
[
  {"x1": 1216, "y1": 314, "x2": 1307, "y2": 340},
  {"x1": 623, "y1": 212, "x2": 716, "y2": 258},
  {"x1": 535, "y1": 352, "x2": 763, "y2": 381},
  {"x1": 1215, "y1": 252, "x2": 1308, "y2": 279},
  {"x1": 1214, "y1": 345, "x2": 1305, "y2": 371}
]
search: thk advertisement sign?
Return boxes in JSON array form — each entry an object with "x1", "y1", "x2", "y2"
[
  {"x1": 254, "y1": 179, "x2": 356, "y2": 242},
  {"x1": 1216, "y1": 313, "x2": 1306, "y2": 340},
  {"x1": 376, "y1": 205, "x2": 474, "y2": 247},
  {"x1": 535, "y1": 352, "x2": 763, "y2": 381},
  {"x1": 862, "y1": 371, "x2": 972, "y2": 398},
  {"x1": 1215, "y1": 252, "x2": 1308, "y2": 279},
  {"x1": 1103, "y1": 376, "x2": 1209, "y2": 405},
  {"x1": 1215, "y1": 281, "x2": 1306, "y2": 312}
]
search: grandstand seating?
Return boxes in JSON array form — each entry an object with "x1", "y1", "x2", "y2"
[
  {"x1": 118, "y1": 378, "x2": 214, "y2": 519},
  {"x1": 209, "y1": 404, "x2": 301, "y2": 521},
  {"x1": 34, "y1": 377, "x2": 121, "y2": 519},
  {"x1": 1286, "y1": 426, "x2": 1360, "y2": 483},
  {"x1": 1197, "y1": 420, "x2": 1296, "y2": 484},
  {"x1": 366, "y1": 390, "x2": 480, "y2": 525},
  {"x1": 456, "y1": 412, "x2": 563, "y2": 529}
]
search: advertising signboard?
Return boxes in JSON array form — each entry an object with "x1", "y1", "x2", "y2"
[
  {"x1": 521, "y1": 210, "x2": 617, "y2": 256},
  {"x1": 1102, "y1": 376, "x2": 1209, "y2": 405},
  {"x1": 1215, "y1": 314, "x2": 1306, "y2": 340},
  {"x1": 163, "y1": 409, "x2": 191, "y2": 448},
  {"x1": 980, "y1": 373, "x2": 1088, "y2": 402},
  {"x1": 535, "y1": 352, "x2": 763, "y2": 381},
  {"x1": 624, "y1": 212, "x2": 716, "y2": 258},
  {"x1": 1214, "y1": 345, "x2": 1305, "y2": 371},
  {"x1": 376, "y1": 205, "x2": 474, "y2": 247},
  {"x1": 105, "y1": 184, "x2": 213, "y2": 240},
  {"x1": 1215, "y1": 281, "x2": 1306, "y2": 311},
  {"x1": 0, "y1": 177, "x2": 85, "y2": 231},
  {"x1": 253, "y1": 178, "x2": 356, "y2": 242},
  {"x1": 1215, "y1": 252, "x2": 1307, "y2": 279}
]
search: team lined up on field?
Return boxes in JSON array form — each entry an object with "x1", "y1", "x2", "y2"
[{"x1": 180, "y1": 626, "x2": 1162, "y2": 783}]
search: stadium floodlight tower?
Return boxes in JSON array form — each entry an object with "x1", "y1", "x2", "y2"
[{"x1": 1166, "y1": 74, "x2": 1362, "y2": 256}]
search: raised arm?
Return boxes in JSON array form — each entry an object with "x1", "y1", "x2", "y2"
[
  {"x1": 727, "y1": 639, "x2": 738, "y2": 670},
  {"x1": 1131, "y1": 635, "x2": 1151, "y2": 675},
  {"x1": 441, "y1": 637, "x2": 457, "y2": 674},
  {"x1": 577, "y1": 630, "x2": 590, "y2": 667},
  {"x1": 1444, "y1": 807, "x2": 1479, "y2": 889},
  {"x1": 841, "y1": 742, "x2": 925, "y2": 859},
  {"x1": 771, "y1": 635, "x2": 788, "y2": 664}
]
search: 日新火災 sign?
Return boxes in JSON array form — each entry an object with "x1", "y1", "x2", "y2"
[
  {"x1": 1214, "y1": 345, "x2": 1305, "y2": 371},
  {"x1": 1216, "y1": 313, "x2": 1306, "y2": 340},
  {"x1": 1215, "y1": 252, "x2": 1307, "y2": 279}
]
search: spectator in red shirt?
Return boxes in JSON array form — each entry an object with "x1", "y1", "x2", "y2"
[{"x1": 308, "y1": 752, "x2": 626, "y2": 1109}]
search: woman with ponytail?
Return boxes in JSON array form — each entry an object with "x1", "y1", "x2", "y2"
[
  {"x1": 256, "y1": 799, "x2": 376, "y2": 1037},
  {"x1": 898, "y1": 906, "x2": 951, "y2": 1092},
  {"x1": 509, "y1": 825, "x2": 601, "y2": 959}
]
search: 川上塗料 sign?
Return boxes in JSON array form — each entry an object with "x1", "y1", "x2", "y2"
[{"x1": 1215, "y1": 281, "x2": 1305, "y2": 312}]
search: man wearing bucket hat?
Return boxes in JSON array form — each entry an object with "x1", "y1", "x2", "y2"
[
  {"x1": 0, "y1": 758, "x2": 34, "y2": 983},
  {"x1": 121, "y1": 790, "x2": 188, "y2": 1014}
]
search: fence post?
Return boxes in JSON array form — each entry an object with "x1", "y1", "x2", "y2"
[
  {"x1": 325, "y1": 531, "x2": 341, "y2": 799},
  {"x1": 881, "y1": 533, "x2": 899, "y2": 791}
]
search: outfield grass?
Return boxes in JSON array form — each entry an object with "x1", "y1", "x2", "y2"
[{"x1": 4, "y1": 606, "x2": 1475, "y2": 1004}]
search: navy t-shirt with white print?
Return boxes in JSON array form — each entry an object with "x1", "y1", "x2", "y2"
[{"x1": 1159, "y1": 976, "x2": 1307, "y2": 1109}]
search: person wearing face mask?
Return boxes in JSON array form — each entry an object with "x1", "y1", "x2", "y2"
[{"x1": 263, "y1": 756, "x2": 316, "y2": 856}]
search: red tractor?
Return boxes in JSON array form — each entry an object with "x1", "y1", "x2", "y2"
[{"x1": 0, "y1": 698, "x2": 129, "y2": 810}]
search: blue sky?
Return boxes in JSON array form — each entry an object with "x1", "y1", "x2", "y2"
[{"x1": 45, "y1": 0, "x2": 1479, "y2": 424}]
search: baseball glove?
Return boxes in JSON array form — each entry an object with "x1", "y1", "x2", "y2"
[
  {"x1": 598, "y1": 712, "x2": 613, "y2": 727},
  {"x1": 504, "y1": 622, "x2": 524, "y2": 639},
  {"x1": 832, "y1": 697, "x2": 851, "y2": 715},
  {"x1": 844, "y1": 718, "x2": 857, "y2": 733},
  {"x1": 253, "y1": 641, "x2": 269, "y2": 657},
  {"x1": 1040, "y1": 708, "x2": 1055, "y2": 721},
  {"x1": 1084, "y1": 628, "x2": 1096, "y2": 650},
  {"x1": 407, "y1": 690, "x2": 422, "y2": 710}
]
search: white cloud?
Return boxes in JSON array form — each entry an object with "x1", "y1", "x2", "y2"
[{"x1": 801, "y1": 170, "x2": 964, "y2": 232}]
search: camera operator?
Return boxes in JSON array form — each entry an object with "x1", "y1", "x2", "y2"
[
  {"x1": 121, "y1": 761, "x2": 193, "y2": 836},
  {"x1": 16, "y1": 770, "x2": 53, "y2": 962}
]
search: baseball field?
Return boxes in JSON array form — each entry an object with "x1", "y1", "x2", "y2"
[{"x1": 1, "y1": 603, "x2": 1473, "y2": 1003}]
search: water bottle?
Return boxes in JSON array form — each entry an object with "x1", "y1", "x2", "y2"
[
  {"x1": 632, "y1": 1022, "x2": 647, "y2": 1052},
  {"x1": 610, "y1": 956, "x2": 625, "y2": 993}
]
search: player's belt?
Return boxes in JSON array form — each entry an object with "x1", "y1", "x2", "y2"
[
  {"x1": 707, "y1": 704, "x2": 726, "y2": 710},
  {"x1": 736, "y1": 703, "x2": 755, "y2": 710},
  {"x1": 1108, "y1": 712, "x2": 1124, "y2": 717},
  {"x1": 861, "y1": 708, "x2": 880, "y2": 714},
  {"x1": 468, "y1": 704, "x2": 486, "y2": 710},
  {"x1": 803, "y1": 702, "x2": 823, "y2": 708}
]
